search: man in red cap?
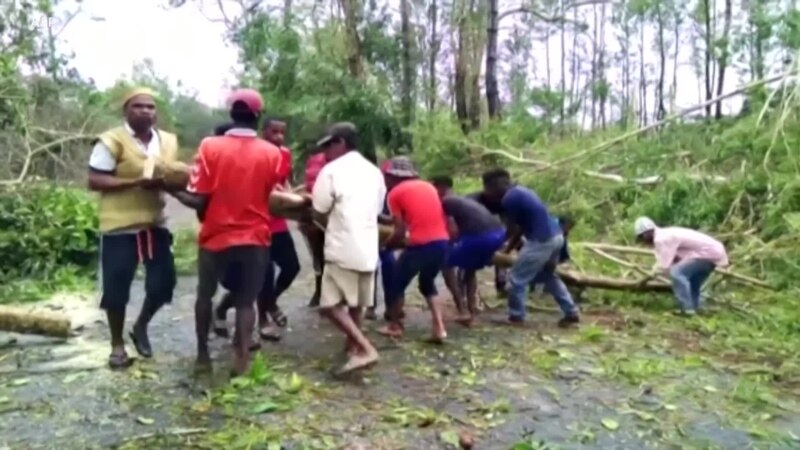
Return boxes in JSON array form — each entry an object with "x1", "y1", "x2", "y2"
[{"x1": 177, "y1": 88, "x2": 282, "y2": 375}]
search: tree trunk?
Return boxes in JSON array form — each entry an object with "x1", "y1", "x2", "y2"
[
  {"x1": 714, "y1": 0, "x2": 733, "y2": 119},
  {"x1": 427, "y1": 0, "x2": 439, "y2": 111},
  {"x1": 454, "y1": 2, "x2": 470, "y2": 133},
  {"x1": 339, "y1": 0, "x2": 364, "y2": 79},
  {"x1": 400, "y1": 0, "x2": 414, "y2": 125},
  {"x1": 485, "y1": 0, "x2": 500, "y2": 118},
  {"x1": 655, "y1": 1, "x2": 667, "y2": 121},
  {"x1": 702, "y1": 0, "x2": 713, "y2": 117},
  {"x1": 559, "y1": 0, "x2": 567, "y2": 131}
]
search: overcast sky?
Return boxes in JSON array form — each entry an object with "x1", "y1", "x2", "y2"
[
  {"x1": 59, "y1": 0, "x2": 746, "y2": 116},
  {"x1": 61, "y1": 0, "x2": 238, "y2": 106}
]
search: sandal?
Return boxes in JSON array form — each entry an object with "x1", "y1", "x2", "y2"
[
  {"x1": 259, "y1": 325, "x2": 282, "y2": 342},
  {"x1": 213, "y1": 317, "x2": 229, "y2": 338},
  {"x1": 108, "y1": 352, "x2": 134, "y2": 370},
  {"x1": 269, "y1": 308, "x2": 288, "y2": 328}
]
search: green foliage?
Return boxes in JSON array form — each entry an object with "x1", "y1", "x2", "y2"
[{"x1": 0, "y1": 184, "x2": 97, "y2": 302}]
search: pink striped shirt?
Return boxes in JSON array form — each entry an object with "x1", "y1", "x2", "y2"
[{"x1": 653, "y1": 227, "x2": 729, "y2": 269}]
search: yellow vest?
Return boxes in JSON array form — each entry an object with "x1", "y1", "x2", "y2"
[{"x1": 95, "y1": 126, "x2": 179, "y2": 233}]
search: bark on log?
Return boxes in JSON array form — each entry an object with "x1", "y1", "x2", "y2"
[
  {"x1": 270, "y1": 196, "x2": 674, "y2": 292},
  {"x1": 0, "y1": 305, "x2": 71, "y2": 338}
]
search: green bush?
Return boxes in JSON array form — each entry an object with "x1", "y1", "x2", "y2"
[{"x1": 0, "y1": 184, "x2": 98, "y2": 301}]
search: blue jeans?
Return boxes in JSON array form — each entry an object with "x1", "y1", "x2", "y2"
[
  {"x1": 373, "y1": 249, "x2": 395, "y2": 308},
  {"x1": 508, "y1": 234, "x2": 576, "y2": 320},
  {"x1": 531, "y1": 269, "x2": 578, "y2": 318},
  {"x1": 669, "y1": 259, "x2": 716, "y2": 312}
]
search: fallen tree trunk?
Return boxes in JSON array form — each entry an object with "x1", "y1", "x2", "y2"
[
  {"x1": 0, "y1": 305, "x2": 71, "y2": 338},
  {"x1": 271, "y1": 194, "x2": 672, "y2": 293}
]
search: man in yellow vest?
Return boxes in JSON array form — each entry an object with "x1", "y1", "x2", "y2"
[{"x1": 87, "y1": 87, "x2": 179, "y2": 369}]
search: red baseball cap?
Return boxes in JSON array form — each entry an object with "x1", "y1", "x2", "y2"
[{"x1": 226, "y1": 88, "x2": 263, "y2": 114}]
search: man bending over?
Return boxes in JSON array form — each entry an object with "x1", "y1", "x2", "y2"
[{"x1": 432, "y1": 175, "x2": 505, "y2": 326}]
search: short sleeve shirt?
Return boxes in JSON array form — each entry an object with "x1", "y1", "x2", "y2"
[
  {"x1": 442, "y1": 195, "x2": 503, "y2": 235},
  {"x1": 188, "y1": 130, "x2": 282, "y2": 251},
  {"x1": 387, "y1": 179, "x2": 449, "y2": 246}
]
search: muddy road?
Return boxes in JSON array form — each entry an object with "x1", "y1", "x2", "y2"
[{"x1": 1, "y1": 199, "x2": 799, "y2": 449}]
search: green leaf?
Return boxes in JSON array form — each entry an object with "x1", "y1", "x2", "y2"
[
  {"x1": 136, "y1": 416, "x2": 155, "y2": 425},
  {"x1": 251, "y1": 401, "x2": 279, "y2": 414},
  {"x1": 440, "y1": 430, "x2": 459, "y2": 446},
  {"x1": 601, "y1": 418, "x2": 620, "y2": 431}
]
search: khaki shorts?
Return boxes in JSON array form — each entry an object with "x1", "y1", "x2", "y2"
[{"x1": 320, "y1": 264, "x2": 375, "y2": 309}]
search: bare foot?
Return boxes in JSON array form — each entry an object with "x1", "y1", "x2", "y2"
[
  {"x1": 377, "y1": 322, "x2": 404, "y2": 338},
  {"x1": 455, "y1": 313, "x2": 474, "y2": 327},
  {"x1": 194, "y1": 354, "x2": 212, "y2": 374},
  {"x1": 344, "y1": 338, "x2": 358, "y2": 356},
  {"x1": 336, "y1": 351, "x2": 379, "y2": 374}
]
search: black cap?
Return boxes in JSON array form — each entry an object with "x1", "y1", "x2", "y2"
[{"x1": 316, "y1": 122, "x2": 358, "y2": 149}]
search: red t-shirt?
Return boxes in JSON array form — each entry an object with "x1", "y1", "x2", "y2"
[
  {"x1": 188, "y1": 134, "x2": 282, "y2": 251},
  {"x1": 304, "y1": 153, "x2": 327, "y2": 192},
  {"x1": 269, "y1": 146, "x2": 292, "y2": 233},
  {"x1": 387, "y1": 179, "x2": 449, "y2": 246}
]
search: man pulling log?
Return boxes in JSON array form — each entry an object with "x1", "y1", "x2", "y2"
[
  {"x1": 378, "y1": 157, "x2": 449, "y2": 342},
  {"x1": 634, "y1": 217, "x2": 729, "y2": 315},
  {"x1": 87, "y1": 87, "x2": 182, "y2": 369},
  {"x1": 432, "y1": 175, "x2": 506, "y2": 326},
  {"x1": 480, "y1": 169, "x2": 581, "y2": 326},
  {"x1": 311, "y1": 123, "x2": 383, "y2": 373}
]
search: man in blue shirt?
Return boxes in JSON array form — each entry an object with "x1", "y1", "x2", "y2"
[{"x1": 481, "y1": 169, "x2": 580, "y2": 326}]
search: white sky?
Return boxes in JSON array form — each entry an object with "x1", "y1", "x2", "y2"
[
  {"x1": 61, "y1": 0, "x2": 238, "y2": 106},
  {"x1": 59, "y1": 0, "x2": 752, "y2": 116}
]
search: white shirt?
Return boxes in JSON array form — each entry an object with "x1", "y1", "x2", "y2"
[
  {"x1": 312, "y1": 151, "x2": 386, "y2": 272},
  {"x1": 88, "y1": 123, "x2": 162, "y2": 172}
]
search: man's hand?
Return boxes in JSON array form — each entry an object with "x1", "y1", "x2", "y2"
[{"x1": 139, "y1": 177, "x2": 166, "y2": 190}]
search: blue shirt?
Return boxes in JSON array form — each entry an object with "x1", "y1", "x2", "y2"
[
  {"x1": 550, "y1": 216, "x2": 570, "y2": 263},
  {"x1": 501, "y1": 186, "x2": 555, "y2": 242}
]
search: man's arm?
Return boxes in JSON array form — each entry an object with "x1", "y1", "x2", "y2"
[
  {"x1": 311, "y1": 167, "x2": 334, "y2": 226},
  {"x1": 384, "y1": 191, "x2": 407, "y2": 248},
  {"x1": 87, "y1": 142, "x2": 151, "y2": 192},
  {"x1": 180, "y1": 144, "x2": 215, "y2": 218}
]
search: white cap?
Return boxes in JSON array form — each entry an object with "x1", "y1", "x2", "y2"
[{"x1": 634, "y1": 216, "x2": 656, "y2": 236}]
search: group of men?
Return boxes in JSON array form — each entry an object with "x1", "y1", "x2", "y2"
[{"x1": 87, "y1": 86, "x2": 730, "y2": 375}]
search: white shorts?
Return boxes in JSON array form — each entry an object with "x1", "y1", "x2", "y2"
[{"x1": 320, "y1": 264, "x2": 375, "y2": 309}]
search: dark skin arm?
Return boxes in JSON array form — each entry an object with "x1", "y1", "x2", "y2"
[
  {"x1": 384, "y1": 216, "x2": 407, "y2": 249},
  {"x1": 502, "y1": 214, "x2": 523, "y2": 253},
  {"x1": 87, "y1": 169, "x2": 160, "y2": 192},
  {"x1": 378, "y1": 214, "x2": 394, "y2": 225},
  {"x1": 446, "y1": 216, "x2": 459, "y2": 241}
]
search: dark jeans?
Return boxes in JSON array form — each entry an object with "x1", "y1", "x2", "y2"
[
  {"x1": 387, "y1": 240, "x2": 449, "y2": 314},
  {"x1": 373, "y1": 249, "x2": 396, "y2": 308},
  {"x1": 260, "y1": 231, "x2": 300, "y2": 310},
  {"x1": 99, "y1": 227, "x2": 176, "y2": 312},
  {"x1": 198, "y1": 245, "x2": 270, "y2": 308}
]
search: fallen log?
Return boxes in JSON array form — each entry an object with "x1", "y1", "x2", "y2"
[
  {"x1": 575, "y1": 242, "x2": 775, "y2": 290},
  {"x1": 0, "y1": 305, "x2": 71, "y2": 338},
  {"x1": 271, "y1": 195, "x2": 673, "y2": 292}
]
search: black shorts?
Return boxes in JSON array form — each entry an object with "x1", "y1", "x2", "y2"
[
  {"x1": 99, "y1": 227, "x2": 176, "y2": 312},
  {"x1": 197, "y1": 245, "x2": 269, "y2": 308}
]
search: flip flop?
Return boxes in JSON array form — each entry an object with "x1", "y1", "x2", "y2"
[
  {"x1": 259, "y1": 327, "x2": 282, "y2": 342},
  {"x1": 108, "y1": 352, "x2": 134, "y2": 370},
  {"x1": 269, "y1": 308, "x2": 288, "y2": 328}
]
